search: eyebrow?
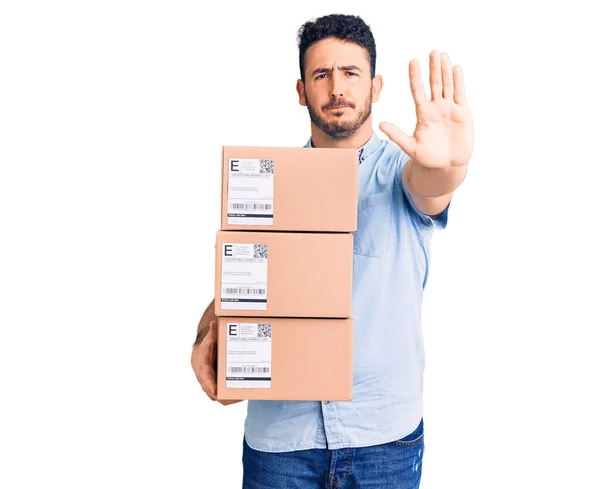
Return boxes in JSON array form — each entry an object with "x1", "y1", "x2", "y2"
[{"x1": 311, "y1": 65, "x2": 363, "y2": 76}]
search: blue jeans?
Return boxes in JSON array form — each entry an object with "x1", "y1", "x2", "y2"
[{"x1": 242, "y1": 419, "x2": 424, "y2": 488}]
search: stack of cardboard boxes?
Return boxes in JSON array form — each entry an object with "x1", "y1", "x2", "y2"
[{"x1": 214, "y1": 145, "x2": 358, "y2": 401}]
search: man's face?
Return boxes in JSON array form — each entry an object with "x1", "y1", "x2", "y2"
[{"x1": 297, "y1": 38, "x2": 382, "y2": 140}]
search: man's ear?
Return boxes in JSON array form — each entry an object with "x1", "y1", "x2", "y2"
[
  {"x1": 372, "y1": 75, "x2": 383, "y2": 103},
  {"x1": 296, "y1": 79, "x2": 307, "y2": 106}
]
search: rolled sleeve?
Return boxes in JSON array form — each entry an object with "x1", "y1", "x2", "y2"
[{"x1": 396, "y1": 152, "x2": 450, "y2": 230}]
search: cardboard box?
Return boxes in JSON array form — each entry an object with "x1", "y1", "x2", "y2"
[
  {"x1": 221, "y1": 146, "x2": 358, "y2": 232},
  {"x1": 215, "y1": 231, "x2": 353, "y2": 318},
  {"x1": 216, "y1": 317, "x2": 353, "y2": 401}
]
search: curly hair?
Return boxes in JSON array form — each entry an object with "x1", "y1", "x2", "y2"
[{"x1": 297, "y1": 14, "x2": 376, "y2": 83}]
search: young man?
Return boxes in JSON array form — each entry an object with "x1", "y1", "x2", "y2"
[{"x1": 192, "y1": 13, "x2": 474, "y2": 488}]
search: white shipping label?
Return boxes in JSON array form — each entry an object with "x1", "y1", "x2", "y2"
[
  {"x1": 226, "y1": 322, "x2": 272, "y2": 388},
  {"x1": 221, "y1": 243, "x2": 268, "y2": 311},
  {"x1": 227, "y1": 158, "x2": 274, "y2": 225}
]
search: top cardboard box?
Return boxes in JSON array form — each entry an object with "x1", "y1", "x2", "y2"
[{"x1": 221, "y1": 146, "x2": 358, "y2": 232}]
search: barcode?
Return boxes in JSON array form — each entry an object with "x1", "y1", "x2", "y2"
[
  {"x1": 260, "y1": 159, "x2": 274, "y2": 174},
  {"x1": 258, "y1": 323, "x2": 272, "y2": 337},
  {"x1": 231, "y1": 203, "x2": 272, "y2": 210},
  {"x1": 228, "y1": 366, "x2": 270, "y2": 373},
  {"x1": 223, "y1": 287, "x2": 266, "y2": 295},
  {"x1": 254, "y1": 244, "x2": 268, "y2": 259}
]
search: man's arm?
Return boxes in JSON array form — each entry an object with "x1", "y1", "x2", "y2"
[
  {"x1": 194, "y1": 298, "x2": 216, "y2": 347},
  {"x1": 379, "y1": 51, "x2": 474, "y2": 218},
  {"x1": 402, "y1": 158, "x2": 467, "y2": 216}
]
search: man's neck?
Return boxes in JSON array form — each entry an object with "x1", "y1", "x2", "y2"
[{"x1": 310, "y1": 119, "x2": 373, "y2": 149}]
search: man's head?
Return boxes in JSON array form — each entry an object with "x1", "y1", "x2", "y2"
[{"x1": 296, "y1": 14, "x2": 382, "y2": 140}]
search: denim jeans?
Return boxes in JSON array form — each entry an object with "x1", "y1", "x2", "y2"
[{"x1": 242, "y1": 418, "x2": 424, "y2": 488}]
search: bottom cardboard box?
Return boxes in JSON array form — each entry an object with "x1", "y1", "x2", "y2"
[{"x1": 217, "y1": 317, "x2": 353, "y2": 401}]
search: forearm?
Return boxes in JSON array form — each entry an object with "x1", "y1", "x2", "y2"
[
  {"x1": 194, "y1": 298, "x2": 216, "y2": 347},
  {"x1": 404, "y1": 159, "x2": 468, "y2": 198}
]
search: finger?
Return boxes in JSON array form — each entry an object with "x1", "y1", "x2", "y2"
[
  {"x1": 429, "y1": 51, "x2": 442, "y2": 101},
  {"x1": 192, "y1": 347, "x2": 216, "y2": 401},
  {"x1": 453, "y1": 65, "x2": 466, "y2": 105},
  {"x1": 408, "y1": 59, "x2": 427, "y2": 107},
  {"x1": 205, "y1": 378, "x2": 217, "y2": 400},
  {"x1": 218, "y1": 399, "x2": 243, "y2": 406},
  {"x1": 199, "y1": 373, "x2": 217, "y2": 401},
  {"x1": 200, "y1": 379, "x2": 216, "y2": 401},
  {"x1": 199, "y1": 362, "x2": 217, "y2": 384},
  {"x1": 441, "y1": 52, "x2": 454, "y2": 101},
  {"x1": 200, "y1": 363, "x2": 217, "y2": 399},
  {"x1": 379, "y1": 122, "x2": 416, "y2": 159},
  {"x1": 196, "y1": 370, "x2": 216, "y2": 401}
]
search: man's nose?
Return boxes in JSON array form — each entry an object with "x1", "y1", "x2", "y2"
[{"x1": 329, "y1": 71, "x2": 345, "y2": 98}]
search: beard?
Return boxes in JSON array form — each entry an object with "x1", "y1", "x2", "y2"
[{"x1": 305, "y1": 91, "x2": 372, "y2": 140}]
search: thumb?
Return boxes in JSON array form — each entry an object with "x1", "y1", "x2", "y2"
[{"x1": 379, "y1": 122, "x2": 416, "y2": 158}]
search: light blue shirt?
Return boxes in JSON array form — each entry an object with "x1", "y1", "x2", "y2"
[{"x1": 243, "y1": 131, "x2": 450, "y2": 452}]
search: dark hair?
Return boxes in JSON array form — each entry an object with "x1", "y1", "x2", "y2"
[{"x1": 297, "y1": 14, "x2": 376, "y2": 82}]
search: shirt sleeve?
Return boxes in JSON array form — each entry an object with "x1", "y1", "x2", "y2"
[{"x1": 395, "y1": 151, "x2": 450, "y2": 230}]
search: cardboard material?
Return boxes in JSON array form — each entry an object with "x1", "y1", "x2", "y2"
[
  {"x1": 216, "y1": 317, "x2": 353, "y2": 401},
  {"x1": 215, "y1": 231, "x2": 353, "y2": 318},
  {"x1": 221, "y1": 146, "x2": 358, "y2": 232}
]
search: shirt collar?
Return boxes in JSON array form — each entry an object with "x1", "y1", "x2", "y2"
[{"x1": 304, "y1": 131, "x2": 381, "y2": 163}]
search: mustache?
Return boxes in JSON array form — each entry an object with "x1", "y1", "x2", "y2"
[{"x1": 322, "y1": 98, "x2": 355, "y2": 110}]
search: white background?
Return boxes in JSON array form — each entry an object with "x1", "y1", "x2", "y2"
[{"x1": 1, "y1": 1, "x2": 599, "y2": 488}]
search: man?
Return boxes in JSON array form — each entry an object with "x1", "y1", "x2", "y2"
[{"x1": 192, "y1": 13, "x2": 474, "y2": 488}]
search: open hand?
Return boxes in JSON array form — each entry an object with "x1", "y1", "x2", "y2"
[{"x1": 380, "y1": 51, "x2": 474, "y2": 170}]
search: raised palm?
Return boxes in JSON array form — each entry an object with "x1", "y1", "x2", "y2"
[{"x1": 380, "y1": 51, "x2": 474, "y2": 169}]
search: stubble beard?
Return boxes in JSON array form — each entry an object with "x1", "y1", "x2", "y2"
[{"x1": 305, "y1": 91, "x2": 372, "y2": 140}]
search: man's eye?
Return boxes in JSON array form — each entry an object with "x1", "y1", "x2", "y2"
[
  {"x1": 347, "y1": 72, "x2": 357, "y2": 76},
  {"x1": 316, "y1": 74, "x2": 327, "y2": 80}
]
